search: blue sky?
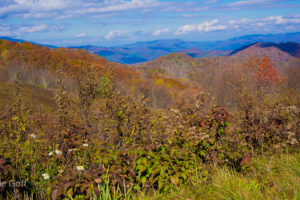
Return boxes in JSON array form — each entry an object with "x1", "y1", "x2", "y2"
[{"x1": 0, "y1": 0, "x2": 299, "y2": 46}]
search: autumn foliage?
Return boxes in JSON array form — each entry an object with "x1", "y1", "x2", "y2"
[
  {"x1": 0, "y1": 39, "x2": 299, "y2": 199},
  {"x1": 255, "y1": 55, "x2": 279, "y2": 84}
]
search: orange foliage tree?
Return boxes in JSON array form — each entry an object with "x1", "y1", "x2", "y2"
[{"x1": 255, "y1": 55, "x2": 279, "y2": 85}]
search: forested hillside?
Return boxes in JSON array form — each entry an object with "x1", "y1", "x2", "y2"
[{"x1": 0, "y1": 39, "x2": 299, "y2": 199}]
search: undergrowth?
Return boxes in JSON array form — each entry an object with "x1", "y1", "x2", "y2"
[
  {"x1": 152, "y1": 153, "x2": 300, "y2": 200},
  {"x1": 0, "y1": 65, "x2": 299, "y2": 199}
]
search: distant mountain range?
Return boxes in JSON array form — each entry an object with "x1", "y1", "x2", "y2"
[
  {"x1": 0, "y1": 36, "x2": 26, "y2": 43},
  {"x1": 69, "y1": 32, "x2": 300, "y2": 64},
  {"x1": 1, "y1": 32, "x2": 300, "y2": 64},
  {"x1": 139, "y1": 41, "x2": 300, "y2": 82}
]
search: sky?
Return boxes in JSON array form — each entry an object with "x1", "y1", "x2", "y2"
[{"x1": 0, "y1": 0, "x2": 299, "y2": 47}]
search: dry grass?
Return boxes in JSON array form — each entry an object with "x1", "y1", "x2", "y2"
[{"x1": 0, "y1": 81, "x2": 56, "y2": 111}]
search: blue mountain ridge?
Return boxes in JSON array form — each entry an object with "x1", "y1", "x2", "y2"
[
  {"x1": 69, "y1": 32, "x2": 300, "y2": 64},
  {"x1": 1, "y1": 32, "x2": 300, "y2": 64}
]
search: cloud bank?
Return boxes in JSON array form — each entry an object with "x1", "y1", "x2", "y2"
[{"x1": 176, "y1": 20, "x2": 226, "y2": 35}]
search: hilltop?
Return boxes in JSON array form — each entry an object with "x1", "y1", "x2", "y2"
[
  {"x1": 230, "y1": 42, "x2": 300, "y2": 58},
  {"x1": 0, "y1": 39, "x2": 195, "y2": 109}
]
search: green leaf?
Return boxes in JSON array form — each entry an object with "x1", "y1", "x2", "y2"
[
  {"x1": 117, "y1": 110, "x2": 123, "y2": 117},
  {"x1": 141, "y1": 176, "x2": 147, "y2": 184},
  {"x1": 225, "y1": 122, "x2": 231, "y2": 127},
  {"x1": 67, "y1": 187, "x2": 73, "y2": 197},
  {"x1": 151, "y1": 168, "x2": 160, "y2": 176},
  {"x1": 136, "y1": 165, "x2": 147, "y2": 173},
  {"x1": 160, "y1": 146, "x2": 166, "y2": 153},
  {"x1": 180, "y1": 172, "x2": 187, "y2": 180}
]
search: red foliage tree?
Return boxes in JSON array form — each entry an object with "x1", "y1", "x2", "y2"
[{"x1": 255, "y1": 55, "x2": 279, "y2": 85}]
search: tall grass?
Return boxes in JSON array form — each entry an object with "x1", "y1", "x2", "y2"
[{"x1": 148, "y1": 153, "x2": 300, "y2": 200}]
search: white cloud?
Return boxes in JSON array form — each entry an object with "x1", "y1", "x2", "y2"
[
  {"x1": 174, "y1": 15, "x2": 300, "y2": 36},
  {"x1": 216, "y1": 0, "x2": 299, "y2": 12},
  {"x1": 0, "y1": 0, "x2": 71, "y2": 18},
  {"x1": 223, "y1": 0, "x2": 279, "y2": 8},
  {"x1": 153, "y1": 28, "x2": 169, "y2": 36},
  {"x1": 204, "y1": 0, "x2": 219, "y2": 4},
  {"x1": 264, "y1": 15, "x2": 300, "y2": 24},
  {"x1": 105, "y1": 30, "x2": 123, "y2": 40},
  {"x1": 198, "y1": 19, "x2": 226, "y2": 31},
  {"x1": 229, "y1": 18, "x2": 253, "y2": 24},
  {"x1": 19, "y1": 24, "x2": 47, "y2": 33},
  {"x1": 0, "y1": 25, "x2": 12, "y2": 36},
  {"x1": 13, "y1": 0, "x2": 69, "y2": 10},
  {"x1": 175, "y1": 19, "x2": 226, "y2": 35},
  {"x1": 175, "y1": 25, "x2": 197, "y2": 35},
  {"x1": 0, "y1": 0, "x2": 165, "y2": 19},
  {"x1": 257, "y1": 22, "x2": 266, "y2": 26},
  {"x1": 229, "y1": 15, "x2": 300, "y2": 27},
  {"x1": 0, "y1": 0, "x2": 212, "y2": 20},
  {"x1": 76, "y1": 0, "x2": 161, "y2": 14},
  {"x1": 0, "y1": 0, "x2": 295, "y2": 21},
  {"x1": 0, "y1": 24, "x2": 48, "y2": 36},
  {"x1": 75, "y1": 33, "x2": 87, "y2": 38}
]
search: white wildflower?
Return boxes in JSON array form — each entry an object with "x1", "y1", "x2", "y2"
[
  {"x1": 48, "y1": 152, "x2": 53, "y2": 156},
  {"x1": 83, "y1": 143, "x2": 89, "y2": 147},
  {"x1": 76, "y1": 165, "x2": 84, "y2": 171},
  {"x1": 55, "y1": 150, "x2": 62, "y2": 155},
  {"x1": 42, "y1": 173, "x2": 50, "y2": 180}
]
